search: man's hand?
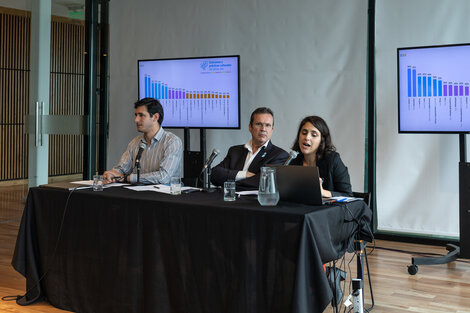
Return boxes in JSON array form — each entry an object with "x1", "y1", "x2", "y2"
[
  {"x1": 246, "y1": 171, "x2": 255, "y2": 178},
  {"x1": 103, "y1": 170, "x2": 123, "y2": 184}
]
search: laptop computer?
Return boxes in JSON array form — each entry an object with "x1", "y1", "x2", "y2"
[{"x1": 268, "y1": 165, "x2": 325, "y2": 205}]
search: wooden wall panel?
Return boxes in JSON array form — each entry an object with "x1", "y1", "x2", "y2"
[
  {"x1": 0, "y1": 7, "x2": 87, "y2": 181},
  {"x1": 0, "y1": 10, "x2": 30, "y2": 181},
  {"x1": 48, "y1": 18, "x2": 85, "y2": 177}
]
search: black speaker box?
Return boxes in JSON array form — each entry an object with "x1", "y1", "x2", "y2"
[{"x1": 184, "y1": 151, "x2": 203, "y2": 182}]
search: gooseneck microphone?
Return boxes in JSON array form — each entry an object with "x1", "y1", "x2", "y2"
[
  {"x1": 135, "y1": 142, "x2": 146, "y2": 165},
  {"x1": 135, "y1": 142, "x2": 147, "y2": 184},
  {"x1": 283, "y1": 150, "x2": 299, "y2": 166},
  {"x1": 200, "y1": 148, "x2": 220, "y2": 191},
  {"x1": 203, "y1": 148, "x2": 220, "y2": 169}
]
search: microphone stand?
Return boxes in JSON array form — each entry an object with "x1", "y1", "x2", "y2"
[
  {"x1": 135, "y1": 159, "x2": 143, "y2": 186},
  {"x1": 202, "y1": 165, "x2": 218, "y2": 192}
]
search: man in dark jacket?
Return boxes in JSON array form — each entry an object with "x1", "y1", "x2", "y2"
[{"x1": 211, "y1": 107, "x2": 288, "y2": 190}]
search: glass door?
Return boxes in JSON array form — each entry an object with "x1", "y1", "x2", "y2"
[
  {"x1": 0, "y1": 0, "x2": 87, "y2": 223},
  {"x1": 26, "y1": 0, "x2": 86, "y2": 188}
]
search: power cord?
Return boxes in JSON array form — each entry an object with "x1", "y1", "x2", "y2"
[{"x1": 1, "y1": 186, "x2": 79, "y2": 303}]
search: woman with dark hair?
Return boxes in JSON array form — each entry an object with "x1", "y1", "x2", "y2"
[{"x1": 290, "y1": 116, "x2": 352, "y2": 197}]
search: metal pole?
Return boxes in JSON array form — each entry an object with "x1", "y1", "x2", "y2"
[{"x1": 84, "y1": 0, "x2": 98, "y2": 179}]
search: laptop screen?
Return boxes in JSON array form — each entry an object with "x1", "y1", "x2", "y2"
[{"x1": 267, "y1": 165, "x2": 324, "y2": 206}]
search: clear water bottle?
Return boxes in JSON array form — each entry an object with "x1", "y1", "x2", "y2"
[{"x1": 258, "y1": 167, "x2": 279, "y2": 206}]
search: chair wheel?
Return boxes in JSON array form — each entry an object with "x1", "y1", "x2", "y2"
[{"x1": 408, "y1": 264, "x2": 418, "y2": 275}]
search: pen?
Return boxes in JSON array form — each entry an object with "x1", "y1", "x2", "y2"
[{"x1": 154, "y1": 185, "x2": 160, "y2": 189}]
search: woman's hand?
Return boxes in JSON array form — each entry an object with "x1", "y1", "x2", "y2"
[{"x1": 319, "y1": 178, "x2": 332, "y2": 198}]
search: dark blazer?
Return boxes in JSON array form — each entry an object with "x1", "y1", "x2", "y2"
[
  {"x1": 290, "y1": 151, "x2": 352, "y2": 197},
  {"x1": 211, "y1": 141, "x2": 289, "y2": 190}
]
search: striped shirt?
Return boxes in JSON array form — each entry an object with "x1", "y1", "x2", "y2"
[{"x1": 112, "y1": 127, "x2": 183, "y2": 184}]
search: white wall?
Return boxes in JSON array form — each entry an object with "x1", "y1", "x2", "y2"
[
  {"x1": 108, "y1": 0, "x2": 368, "y2": 192},
  {"x1": 376, "y1": 0, "x2": 470, "y2": 238}
]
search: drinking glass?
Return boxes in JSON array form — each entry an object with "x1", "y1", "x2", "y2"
[
  {"x1": 170, "y1": 177, "x2": 182, "y2": 195},
  {"x1": 224, "y1": 181, "x2": 236, "y2": 201},
  {"x1": 93, "y1": 175, "x2": 104, "y2": 191}
]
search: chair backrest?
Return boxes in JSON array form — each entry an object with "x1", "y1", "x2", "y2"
[{"x1": 352, "y1": 191, "x2": 370, "y2": 207}]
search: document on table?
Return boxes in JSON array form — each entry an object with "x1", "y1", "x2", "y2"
[
  {"x1": 71, "y1": 181, "x2": 129, "y2": 188},
  {"x1": 236, "y1": 190, "x2": 258, "y2": 196},
  {"x1": 125, "y1": 184, "x2": 201, "y2": 194},
  {"x1": 329, "y1": 196, "x2": 362, "y2": 203}
]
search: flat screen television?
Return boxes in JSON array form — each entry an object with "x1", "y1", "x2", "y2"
[
  {"x1": 397, "y1": 43, "x2": 470, "y2": 133},
  {"x1": 137, "y1": 55, "x2": 240, "y2": 129}
]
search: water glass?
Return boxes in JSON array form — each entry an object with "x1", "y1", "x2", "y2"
[
  {"x1": 93, "y1": 175, "x2": 104, "y2": 191},
  {"x1": 170, "y1": 177, "x2": 182, "y2": 195},
  {"x1": 223, "y1": 181, "x2": 236, "y2": 201}
]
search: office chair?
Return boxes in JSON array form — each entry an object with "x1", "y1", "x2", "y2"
[{"x1": 352, "y1": 191, "x2": 370, "y2": 207}]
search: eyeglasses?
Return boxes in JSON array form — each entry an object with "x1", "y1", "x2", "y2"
[{"x1": 253, "y1": 122, "x2": 272, "y2": 129}]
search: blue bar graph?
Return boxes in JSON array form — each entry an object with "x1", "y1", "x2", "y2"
[
  {"x1": 407, "y1": 67, "x2": 411, "y2": 97},
  {"x1": 427, "y1": 75, "x2": 432, "y2": 97},
  {"x1": 145, "y1": 76, "x2": 148, "y2": 97},
  {"x1": 418, "y1": 76, "x2": 422, "y2": 97},
  {"x1": 407, "y1": 66, "x2": 470, "y2": 99},
  {"x1": 423, "y1": 76, "x2": 427, "y2": 96}
]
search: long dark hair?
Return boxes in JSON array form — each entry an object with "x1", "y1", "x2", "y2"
[{"x1": 291, "y1": 116, "x2": 336, "y2": 161}]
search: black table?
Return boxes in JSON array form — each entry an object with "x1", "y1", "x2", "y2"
[{"x1": 12, "y1": 186, "x2": 372, "y2": 313}]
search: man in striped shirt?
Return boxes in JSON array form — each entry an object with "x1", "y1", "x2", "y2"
[{"x1": 103, "y1": 98, "x2": 183, "y2": 185}]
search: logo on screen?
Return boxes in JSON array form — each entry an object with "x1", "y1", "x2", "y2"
[{"x1": 200, "y1": 61, "x2": 209, "y2": 71}]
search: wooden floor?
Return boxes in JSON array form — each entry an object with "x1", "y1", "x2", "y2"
[{"x1": 1, "y1": 185, "x2": 470, "y2": 313}]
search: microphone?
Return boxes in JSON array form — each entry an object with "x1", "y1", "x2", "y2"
[
  {"x1": 135, "y1": 142, "x2": 147, "y2": 167},
  {"x1": 283, "y1": 150, "x2": 299, "y2": 166},
  {"x1": 203, "y1": 148, "x2": 220, "y2": 169}
]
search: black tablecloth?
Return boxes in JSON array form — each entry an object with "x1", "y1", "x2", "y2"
[{"x1": 12, "y1": 186, "x2": 372, "y2": 313}]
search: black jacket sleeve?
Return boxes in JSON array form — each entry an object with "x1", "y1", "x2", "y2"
[
  {"x1": 211, "y1": 143, "x2": 289, "y2": 190},
  {"x1": 318, "y1": 152, "x2": 353, "y2": 197},
  {"x1": 210, "y1": 145, "x2": 245, "y2": 187},
  {"x1": 237, "y1": 146, "x2": 289, "y2": 190}
]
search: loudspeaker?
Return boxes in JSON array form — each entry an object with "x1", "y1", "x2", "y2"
[
  {"x1": 459, "y1": 162, "x2": 470, "y2": 259},
  {"x1": 184, "y1": 151, "x2": 203, "y2": 182}
]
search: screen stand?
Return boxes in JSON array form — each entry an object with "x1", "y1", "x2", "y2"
[{"x1": 408, "y1": 134, "x2": 467, "y2": 275}]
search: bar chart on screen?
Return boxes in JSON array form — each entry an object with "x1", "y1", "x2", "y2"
[
  {"x1": 404, "y1": 66, "x2": 469, "y2": 126},
  {"x1": 138, "y1": 56, "x2": 240, "y2": 128},
  {"x1": 143, "y1": 75, "x2": 232, "y2": 127},
  {"x1": 398, "y1": 44, "x2": 470, "y2": 132}
]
